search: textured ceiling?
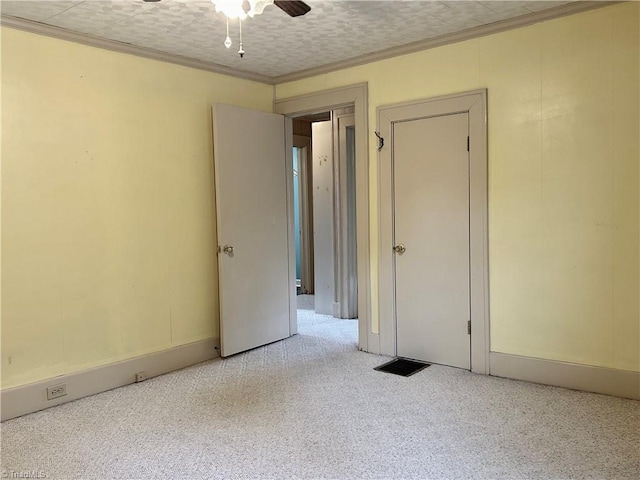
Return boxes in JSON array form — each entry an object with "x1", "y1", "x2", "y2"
[{"x1": 2, "y1": 0, "x2": 577, "y2": 79}]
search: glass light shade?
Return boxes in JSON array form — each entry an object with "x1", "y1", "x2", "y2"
[{"x1": 211, "y1": 0, "x2": 274, "y2": 20}]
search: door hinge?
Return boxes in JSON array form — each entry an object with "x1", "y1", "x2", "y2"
[
  {"x1": 467, "y1": 320, "x2": 471, "y2": 335},
  {"x1": 467, "y1": 136, "x2": 470, "y2": 152}
]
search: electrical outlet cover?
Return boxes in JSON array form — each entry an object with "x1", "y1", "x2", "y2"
[{"x1": 46, "y1": 383, "x2": 68, "y2": 400}]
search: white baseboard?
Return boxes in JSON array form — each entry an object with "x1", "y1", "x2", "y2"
[
  {"x1": 490, "y1": 352, "x2": 639, "y2": 400},
  {"x1": 1, "y1": 338, "x2": 220, "y2": 421}
]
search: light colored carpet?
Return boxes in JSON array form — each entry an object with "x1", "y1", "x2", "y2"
[
  {"x1": 296, "y1": 294, "x2": 315, "y2": 311},
  {"x1": 1, "y1": 297, "x2": 638, "y2": 479}
]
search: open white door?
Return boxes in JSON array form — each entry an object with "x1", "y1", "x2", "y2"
[{"x1": 212, "y1": 103, "x2": 292, "y2": 357}]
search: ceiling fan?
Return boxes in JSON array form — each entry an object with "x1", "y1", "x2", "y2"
[
  {"x1": 142, "y1": 0, "x2": 311, "y2": 57},
  {"x1": 273, "y1": 1, "x2": 312, "y2": 17},
  {"x1": 142, "y1": 0, "x2": 311, "y2": 18}
]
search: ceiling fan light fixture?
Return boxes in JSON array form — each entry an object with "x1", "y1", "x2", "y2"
[
  {"x1": 210, "y1": 0, "x2": 309, "y2": 58},
  {"x1": 211, "y1": 0, "x2": 274, "y2": 20}
]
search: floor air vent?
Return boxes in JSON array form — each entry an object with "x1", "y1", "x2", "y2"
[{"x1": 374, "y1": 358, "x2": 431, "y2": 377}]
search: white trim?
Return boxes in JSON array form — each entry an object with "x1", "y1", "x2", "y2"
[
  {"x1": 2, "y1": 2, "x2": 616, "y2": 85},
  {"x1": 292, "y1": 135, "x2": 313, "y2": 295},
  {"x1": 1, "y1": 338, "x2": 220, "y2": 421},
  {"x1": 334, "y1": 113, "x2": 357, "y2": 319},
  {"x1": 274, "y1": 84, "x2": 371, "y2": 353},
  {"x1": 284, "y1": 117, "x2": 298, "y2": 336},
  {"x1": 377, "y1": 90, "x2": 489, "y2": 373},
  {"x1": 490, "y1": 352, "x2": 640, "y2": 400},
  {"x1": 0, "y1": 15, "x2": 273, "y2": 85}
]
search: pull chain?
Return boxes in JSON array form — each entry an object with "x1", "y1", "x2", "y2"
[
  {"x1": 238, "y1": 18, "x2": 245, "y2": 58},
  {"x1": 224, "y1": 17, "x2": 232, "y2": 48}
]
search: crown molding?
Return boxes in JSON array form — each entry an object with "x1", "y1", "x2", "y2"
[
  {"x1": 1, "y1": 1, "x2": 620, "y2": 86},
  {"x1": 273, "y1": 0, "x2": 620, "y2": 84},
  {"x1": 0, "y1": 15, "x2": 274, "y2": 85}
]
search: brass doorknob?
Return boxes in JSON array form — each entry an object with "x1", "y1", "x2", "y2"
[
  {"x1": 393, "y1": 244, "x2": 406, "y2": 255},
  {"x1": 222, "y1": 245, "x2": 234, "y2": 255}
]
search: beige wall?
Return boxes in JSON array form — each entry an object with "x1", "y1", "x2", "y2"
[
  {"x1": 1, "y1": 28, "x2": 273, "y2": 388},
  {"x1": 1, "y1": 2, "x2": 638, "y2": 393},
  {"x1": 276, "y1": 2, "x2": 639, "y2": 371}
]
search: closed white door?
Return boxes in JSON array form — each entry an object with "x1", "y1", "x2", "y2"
[
  {"x1": 212, "y1": 104, "x2": 292, "y2": 357},
  {"x1": 394, "y1": 113, "x2": 470, "y2": 369}
]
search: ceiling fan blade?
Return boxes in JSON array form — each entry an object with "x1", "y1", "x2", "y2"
[{"x1": 274, "y1": 1, "x2": 311, "y2": 17}]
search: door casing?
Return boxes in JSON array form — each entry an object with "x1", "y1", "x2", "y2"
[
  {"x1": 377, "y1": 89, "x2": 489, "y2": 373},
  {"x1": 293, "y1": 135, "x2": 314, "y2": 295},
  {"x1": 334, "y1": 113, "x2": 358, "y2": 319},
  {"x1": 275, "y1": 83, "x2": 372, "y2": 352}
]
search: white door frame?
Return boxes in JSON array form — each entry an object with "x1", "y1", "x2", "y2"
[
  {"x1": 377, "y1": 89, "x2": 489, "y2": 373},
  {"x1": 334, "y1": 113, "x2": 357, "y2": 319},
  {"x1": 275, "y1": 83, "x2": 371, "y2": 352},
  {"x1": 293, "y1": 135, "x2": 313, "y2": 295}
]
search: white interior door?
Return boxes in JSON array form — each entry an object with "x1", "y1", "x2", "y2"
[
  {"x1": 212, "y1": 103, "x2": 292, "y2": 357},
  {"x1": 394, "y1": 112, "x2": 471, "y2": 369}
]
